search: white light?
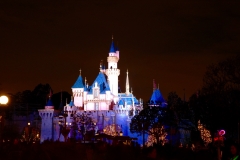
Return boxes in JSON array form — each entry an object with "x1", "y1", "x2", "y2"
[{"x1": 0, "y1": 95, "x2": 8, "y2": 105}]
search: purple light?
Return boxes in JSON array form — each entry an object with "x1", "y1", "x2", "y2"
[{"x1": 219, "y1": 130, "x2": 225, "y2": 136}]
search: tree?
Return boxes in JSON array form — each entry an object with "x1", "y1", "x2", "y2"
[
  {"x1": 167, "y1": 91, "x2": 194, "y2": 124},
  {"x1": 190, "y1": 55, "x2": 240, "y2": 138},
  {"x1": 7, "y1": 84, "x2": 53, "y2": 116},
  {"x1": 51, "y1": 91, "x2": 71, "y2": 110},
  {"x1": 130, "y1": 106, "x2": 167, "y2": 146}
]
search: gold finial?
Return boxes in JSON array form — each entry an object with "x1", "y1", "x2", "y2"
[
  {"x1": 79, "y1": 68, "x2": 81, "y2": 76},
  {"x1": 112, "y1": 34, "x2": 114, "y2": 40},
  {"x1": 85, "y1": 77, "x2": 87, "y2": 85}
]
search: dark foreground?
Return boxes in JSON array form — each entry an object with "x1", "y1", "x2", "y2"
[{"x1": 0, "y1": 141, "x2": 220, "y2": 160}]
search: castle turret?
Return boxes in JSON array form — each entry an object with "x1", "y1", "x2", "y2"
[
  {"x1": 38, "y1": 96, "x2": 54, "y2": 143},
  {"x1": 72, "y1": 69, "x2": 84, "y2": 107},
  {"x1": 105, "y1": 37, "x2": 120, "y2": 96}
]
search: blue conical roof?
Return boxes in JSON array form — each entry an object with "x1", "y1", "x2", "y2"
[
  {"x1": 150, "y1": 89, "x2": 165, "y2": 105},
  {"x1": 69, "y1": 100, "x2": 75, "y2": 106},
  {"x1": 118, "y1": 99, "x2": 124, "y2": 105},
  {"x1": 72, "y1": 76, "x2": 84, "y2": 88},
  {"x1": 46, "y1": 99, "x2": 53, "y2": 106},
  {"x1": 89, "y1": 72, "x2": 111, "y2": 94},
  {"x1": 109, "y1": 41, "x2": 115, "y2": 53}
]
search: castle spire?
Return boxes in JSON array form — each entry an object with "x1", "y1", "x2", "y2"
[
  {"x1": 49, "y1": 88, "x2": 52, "y2": 98},
  {"x1": 109, "y1": 35, "x2": 115, "y2": 53},
  {"x1": 153, "y1": 79, "x2": 157, "y2": 92},
  {"x1": 126, "y1": 70, "x2": 130, "y2": 95},
  {"x1": 100, "y1": 60, "x2": 103, "y2": 72}
]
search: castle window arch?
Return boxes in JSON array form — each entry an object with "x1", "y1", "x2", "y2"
[{"x1": 93, "y1": 88, "x2": 99, "y2": 98}]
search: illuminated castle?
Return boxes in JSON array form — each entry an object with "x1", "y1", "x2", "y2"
[{"x1": 38, "y1": 38, "x2": 143, "y2": 143}]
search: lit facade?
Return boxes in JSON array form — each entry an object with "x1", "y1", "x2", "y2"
[{"x1": 39, "y1": 39, "x2": 143, "y2": 143}]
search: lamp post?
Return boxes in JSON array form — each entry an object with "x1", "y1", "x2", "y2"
[{"x1": 0, "y1": 95, "x2": 9, "y2": 147}]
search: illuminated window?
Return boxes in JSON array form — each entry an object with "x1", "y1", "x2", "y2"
[
  {"x1": 94, "y1": 88, "x2": 99, "y2": 98},
  {"x1": 95, "y1": 103, "x2": 99, "y2": 110}
]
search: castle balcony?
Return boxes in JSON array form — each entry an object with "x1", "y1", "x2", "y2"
[
  {"x1": 105, "y1": 68, "x2": 120, "y2": 76},
  {"x1": 107, "y1": 56, "x2": 119, "y2": 63}
]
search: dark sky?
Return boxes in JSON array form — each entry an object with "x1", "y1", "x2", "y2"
[{"x1": 0, "y1": 0, "x2": 239, "y2": 102}]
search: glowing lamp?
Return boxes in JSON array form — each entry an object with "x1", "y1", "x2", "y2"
[{"x1": 0, "y1": 95, "x2": 8, "y2": 105}]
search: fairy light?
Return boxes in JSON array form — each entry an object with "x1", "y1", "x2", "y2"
[
  {"x1": 198, "y1": 120, "x2": 212, "y2": 146},
  {"x1": 145, "y1": 125, "x2": 168, "y2": 147},
  {"x1": 103, "y1": 124, "x2": 122, "y2": 136}
]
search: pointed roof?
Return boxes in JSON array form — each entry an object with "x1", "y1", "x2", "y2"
[
  {"x1": 69, "y1": 100, "x2": 75, "y2": 106},
  {"x1": 89, "y1": 72, "x2": 110, "y2": 94},
  {"x1": 72, "y1": 75, "x2": 84, "y2": 88},
  {"x1": 46, "y1": 99, "x2": 54, "y2": 106},
  {"x1": 126, "y1": 70, "x2": 130, "y2": 95},
  {"x1": 150, "y1": 89, "x2": 165, "y2": 105},
  {"x1": 109, "y1": 41, "x2": 115, "y2": 53},
  {"x1": 118, "y1": 99, "x2": 124, "y2": 105}
]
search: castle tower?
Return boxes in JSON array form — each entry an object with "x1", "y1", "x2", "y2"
[
  {"x1": 72, "y1": 69, "x2": 85, "y2": 107},
  {"x1": 38, "y1": 97, "x2": 54, "y2": 143},
  {"x1": 126, "y1": 70, "x2": 130, "y2": 95},
  {"x1": 105, "y1": 38, "x2": 120, "y2": 96}
]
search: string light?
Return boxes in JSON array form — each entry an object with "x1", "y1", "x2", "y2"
[
  {"x1": 103, "y1": 124, "x2": 122, "y2": 136},
  {"x1": 198, "y1": 120, "x2": 212, "y2": 146},
  {"x1": 145, "y1": 125, "x2": 168, "y2": 147}
]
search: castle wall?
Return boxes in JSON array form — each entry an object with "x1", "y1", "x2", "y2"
[{"x1": 39, "y1": 109, "x2": 54, "y2": 143}]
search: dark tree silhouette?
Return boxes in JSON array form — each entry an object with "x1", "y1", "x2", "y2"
[
  {"x1": 130, "y1": 106, "x2": 168, "y2": 146},
  {"x1": 190, "y1": 55, "x2": 240, "y2": 138}
]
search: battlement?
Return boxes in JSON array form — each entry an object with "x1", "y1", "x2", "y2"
[
  {"x1": 76, "y1": 110, "x2": 115, "y2": 117},
  {"x1": 39, "y1": 109, "x2": 54, "y2": 119},
  {"x1": 107, "y1": 56, "x2": 119, "y2": 63}
]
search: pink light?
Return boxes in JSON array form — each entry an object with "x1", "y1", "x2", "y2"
[{"x1": 219, "y1": 130, "x2": 225, "y2": 136}]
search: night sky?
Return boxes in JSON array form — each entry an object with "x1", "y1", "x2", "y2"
[{"x1": 0, "y1": 0, "x2": 239, "y2": 102}]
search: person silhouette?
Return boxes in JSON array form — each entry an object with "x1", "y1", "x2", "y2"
[{"x1": 230, "y1": 144, "x2": 240, "y2": 160}]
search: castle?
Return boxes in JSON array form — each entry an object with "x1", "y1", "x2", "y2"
[{"x1": 38, "y1": 38, "x2": 144, "y2": 143}]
